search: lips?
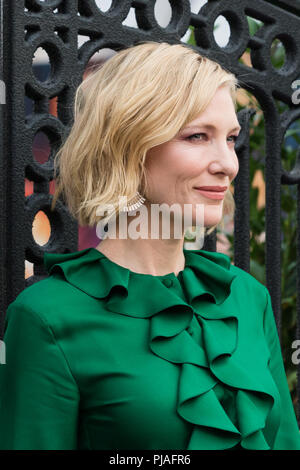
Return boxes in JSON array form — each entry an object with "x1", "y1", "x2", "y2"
[
  {"x1": 193, "y1": 187, "x2": 227, "y2": 200},
  {"x1": 193, "y1": 186, "x2": 228, "y2": 192}
]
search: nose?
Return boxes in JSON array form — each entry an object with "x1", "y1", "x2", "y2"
[{"x1": 208, "y1": 140, "x2": 239, "y2": 180}]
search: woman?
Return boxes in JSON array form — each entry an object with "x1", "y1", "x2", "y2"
[{"x1": 0, "y1": 41, "x2": 300, "y2": 450}]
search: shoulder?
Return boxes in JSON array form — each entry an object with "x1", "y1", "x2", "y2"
[
  {"x1": 229, "y1": 260, "x2": 265, "y2": 288},
  {"x1": 227, "y1": 258, "x2": 268, "y2": 311},
  {"x1": 198, "y1": 248, "x2": 266, "y2": 296},
  {"x1": 5, "y1": 272, "x2": 99, "y2": 330},
  {"x1": 5, "y1": 246, "x2": 126, "y2": 332}
]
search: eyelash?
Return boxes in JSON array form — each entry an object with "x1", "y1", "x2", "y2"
[{"x1": 186, "y1": 133, "x2": 239, "y2": 143}]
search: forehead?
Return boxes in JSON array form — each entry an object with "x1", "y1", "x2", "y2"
[
  {"x1": 186, "y1": 105, "x2": 239, "y2": 130},
  {"x1": 189, "y1": 86, "x2": 237, "y2": 123}
]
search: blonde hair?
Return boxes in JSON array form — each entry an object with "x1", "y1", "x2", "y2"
[{"x1": 51, "y1": 41, "x2": 238, "y2": 236}]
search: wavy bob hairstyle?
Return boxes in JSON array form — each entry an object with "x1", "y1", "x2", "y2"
[{"x1": 51, "y1": 41, "x2": 239, "y2": 236}]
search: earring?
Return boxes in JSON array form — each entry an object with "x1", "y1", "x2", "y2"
[{"x1": 122, "y1": 191, "x2": 146, "y2": 212}]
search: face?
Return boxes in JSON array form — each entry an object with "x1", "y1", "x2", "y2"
[{"x1": 143, "y1": 85, "x2": 240, "y2": 231}]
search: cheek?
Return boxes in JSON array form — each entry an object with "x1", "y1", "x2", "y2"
[
  {"x1": 143, "y1": 159, "x2": 171, "y2": 197},
  {"x1": 144, "y1": 147, "x2": 179, "y2": 181},
  {"x1": 169, "y1": 147, "x2": 207, "y2": 175},
  {"x1": 235, "y1": 158, "x2": 240, "y2": 175},
  {"x1": 177, "y1": 156, "x2": 208, "y2": 180},
  {"x1": 145, "y1": 144, "x2": 208, "y2": 184},
  {"x1": 144, "y1": 146, "x2": 171, "y2": 172}
]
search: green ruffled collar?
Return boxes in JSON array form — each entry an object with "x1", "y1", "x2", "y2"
[
  {"x1": 43, "y1": 247, "x2": 281, "y2": 450},
  {"x1": 44, "y1": 247, "x2": 236, "y2": 315}
]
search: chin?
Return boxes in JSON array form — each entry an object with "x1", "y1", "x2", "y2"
[
  {"x1": 204, "y1": 216, "x2": 223, "y2": 227},
  {"x1": 192, "y1": 207, "x2": 223, "y2": 229}
]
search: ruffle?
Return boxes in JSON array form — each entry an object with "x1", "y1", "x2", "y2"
[{"x1": 44, "y1": 247, "x2": 281, "y2": 450}]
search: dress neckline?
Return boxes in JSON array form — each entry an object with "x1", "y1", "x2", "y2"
[
  {"x1": 89, "y1": 247, "x2": 186, "y2": 279},
  {"x1": 43, "y1": 245, "x2": 236, "y2": 307}
]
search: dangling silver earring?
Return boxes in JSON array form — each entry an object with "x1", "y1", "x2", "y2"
[{"x1": 122, "y1": 191, "x2": 146, "y2": 212}]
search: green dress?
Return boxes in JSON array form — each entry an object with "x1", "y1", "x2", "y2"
[{"x1": 0, "y1": 247, "x2": 300, "y2": 450}]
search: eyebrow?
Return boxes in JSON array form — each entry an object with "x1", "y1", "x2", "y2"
[{"x1": 184, "y1": 123, "x2": 241, "y2": 133}]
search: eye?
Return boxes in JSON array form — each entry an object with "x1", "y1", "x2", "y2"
[
  {"x1": 185, "y1": 133, "x2": 239, "y2": 144},
  {"x1": 186, "y1": 133, "x2": 207, "y2": 141},
  {"x1": 228, "y1": 135, "x2": 239, "y2": 143}
]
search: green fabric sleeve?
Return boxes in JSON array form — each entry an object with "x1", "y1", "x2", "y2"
[
  {"x1": 0, "y1": 300, "x2": 80, "y2": 450},
  {"x1": 263, "y1": 288, "x2": 300, "y2": 450}
]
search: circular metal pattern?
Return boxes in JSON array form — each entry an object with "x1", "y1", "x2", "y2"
[
  {"x1": 194, "y1": 3, "x2": 249, "y2": 56},
  {"x1": 26, "y1": 0, "x2": 63, "y2": 11},
  {"x1": 134, "y1": 0, "x2": 191, "y2": 38},
  {"x1": 251, "y1": 29, "x2": 299, "y2": 77},
  {"x1": 25, "y1": 194, "x2": 78, "y2": 263},
  {"x1": 25, "y1": 113, "x2": 65, "y2": 181},
  {"x1": 81, "y1": 0, "x2": 132, "y2": 19},
  {"x1": 26, "y1": 35, "x2": 66, "y2": 97}
]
